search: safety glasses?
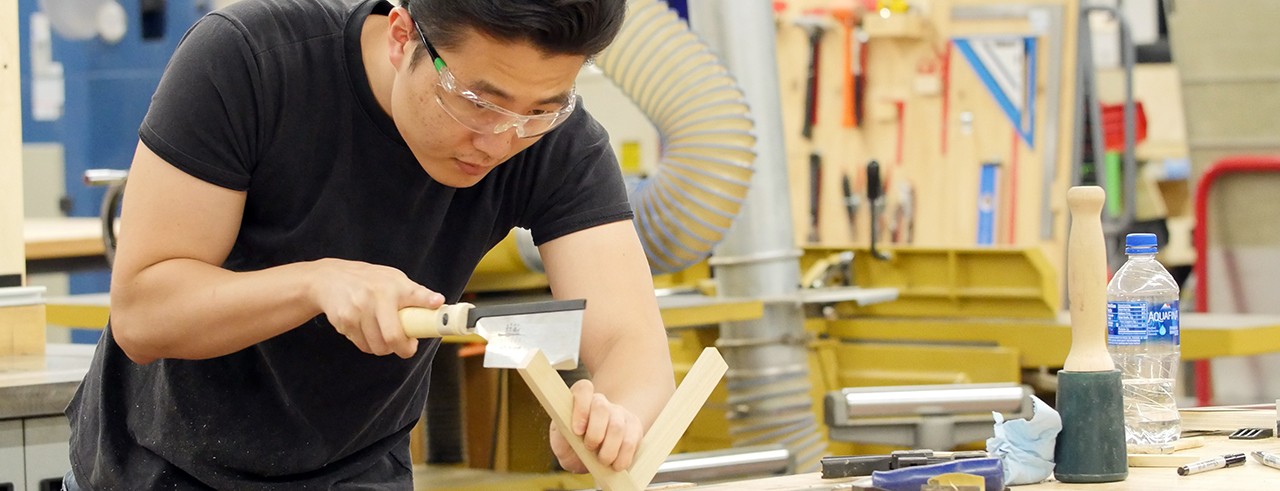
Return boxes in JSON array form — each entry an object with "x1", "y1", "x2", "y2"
[{"x1": 411, "y1": 17, "x2": 577, "y2": 139}]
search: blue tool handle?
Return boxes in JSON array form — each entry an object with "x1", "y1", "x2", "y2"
[{"x1": 872, "y1": 457, "x2": 1004, "y2": 491}]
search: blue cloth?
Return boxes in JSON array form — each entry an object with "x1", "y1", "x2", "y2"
[{"x1": 986, "y1": 394, "x2": 1062, "y2": 486}]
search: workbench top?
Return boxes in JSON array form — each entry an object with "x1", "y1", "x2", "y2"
[
  {"x1": 23, "y1": 217, "x2": 104, "y2": 261},
  {"x1": 11, "y1": 293, "x2": 770, "y2": 419},
  {"x1": 834, "y1": 312, "x2": 1280, "y2": 367},
  {"x1": 44, "y1": 292, "x2": 770, "y2": 330},
  {"x1": 686, "y1": 426, "x2": 1280, "y2": 490},
  {"x1": 0, "y1": 343, "x2": 94, "y2": 420}
]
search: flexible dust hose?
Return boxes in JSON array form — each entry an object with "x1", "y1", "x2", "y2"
[
  {"x1": 472, "y1": 0, "x2": 755, "y2": 280},
  {"x1": 593, "y1": 0, "x2": 757, "y2": 274}
]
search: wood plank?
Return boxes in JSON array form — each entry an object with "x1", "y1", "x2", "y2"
[
  {"x1": 44, "y1": 293, "x2": 110, "y2": 329},
  {"x1": 628, "y1": 348, "x2": 728, "y2": 487},
  {"x1": 515, "y1": 350, "x2": 639, "y2": 490},
  {"x1": 7, "y1": 304, "x2": 46, "y2": 355},
  {"x1": 0, "y1": 289, "x2": 45, "y2": 356},
  {"x1": 829, "y1": 312, "x2": 1280, "y2": 368},
  {"x1": 658, "y1": 297, "x2": 763, "y2": 329},
  {"x1": 514, "y1": 348, "x2": 728, "y2": 491},
  {"x1": 23, "y1": 217, "x2": 106, "y2": 260},
  {"x1": 1, "y1": 0, "x2": 25, "y2": 278}
]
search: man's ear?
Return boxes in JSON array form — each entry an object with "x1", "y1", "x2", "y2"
[{"x1": 386, "y1": 7, "x2": 415, "y2": 70}]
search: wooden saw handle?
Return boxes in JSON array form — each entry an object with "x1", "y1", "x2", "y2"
[
  {"x1": 398, "y1": 303, "x2": 474, "y2": 338},
  {"x1": 1065, "y1": 186, "x2": 1115, "y2": 372}
]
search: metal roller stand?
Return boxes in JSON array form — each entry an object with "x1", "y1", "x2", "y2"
[{"x1": 688, "y1": 0, "x2": 827, "y2": 472}]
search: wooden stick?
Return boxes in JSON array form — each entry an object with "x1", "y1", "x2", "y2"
[
  {"x1": 516, "y1": 350, "x2": 638, "y2": 491},
  {"x1": 1064, "y1": 186, "x2": 1114, "y2": 372},
  {"x1": 628, "y1": 348, "x2": 728, "y2": 488},
  {"x1": 515, "y1": 348, "x2": 729, "y2": 490},
  {"x1": 1127, "y1": 453, "x2": 1201, "y2": 468}
]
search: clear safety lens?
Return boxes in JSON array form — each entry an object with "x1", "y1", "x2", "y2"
[{"x1": 434, "y1": 71, "x2": 575, "y2": 138}]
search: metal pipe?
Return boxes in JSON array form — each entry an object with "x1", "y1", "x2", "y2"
[
  {"x1": 832, "y1": 383, "x2": 1030, "y2": 419},
  {"x1": 652, "y1": 445, "x2": 793, "y2": 484},
  {"x1": 688, "y1": 0, "x2": 827, "y2": 472}
]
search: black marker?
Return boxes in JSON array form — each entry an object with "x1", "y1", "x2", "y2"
[{"x1": 1177, "y1": 453, "x2": 1246, "y2": 476}]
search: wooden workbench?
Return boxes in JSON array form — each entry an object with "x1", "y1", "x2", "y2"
[
  {"x1": 831, "y1": 312, "x2": 1280, "y2": 367},
  {"x1": 43, "y1": 293, "x2": 766, "y2": 331},
  {"x1": 406, "y1": 406, "x2": 1280, "y2": 490},
  {"x1": 687, "y1": 431, "x2": 1280, "y2": 490},
  {"x1": 22, "y1": 218, "x2": 104, "y2": 261},
  {"x1": 23, "y1": 217, "x2": 110, "y2": 275},
  {"x1": 10, "y1": 347, "x2": 1280, "y2": 490},
  {"x1": 0, "y1": 343, "x2": 96, "y2": 419}
]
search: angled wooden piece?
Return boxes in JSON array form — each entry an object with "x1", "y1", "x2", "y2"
[
  {"x1": 627, "y1": 348, "x2": 728, "y2": 488},
  {"x1": 516, "y1": 350, "x2": 638, "y2": 491},
  {"x1": 515, "y1": 347, "x2": 728, "y2": 491}
]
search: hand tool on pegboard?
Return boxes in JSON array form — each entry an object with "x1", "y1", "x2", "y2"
[
  {"x1": 976, "y1": 162, "x2": 1000, "y2": 246},
  {"x1": 808, "y1": 151, "x2": 823, "y2": 243},
  {"x1": 794, "y1": 11, "x2": 828, "y2": 140},
  {"x1": 853, "y1": 24, "x2": 868, "y2": 127},
  {"x1": 830, "y1": 3, "x2": 866, "y2": 128},
  {"x1": 771, "y1": 1, "x2": 787, "y2": 30},
  {"x1": 841, "y1": 170, "x2": 860, "y2": 240},
  {"x1": 890, "y1": 179, "x2": 914, "y2": 244},
  {"x1": 866, "y1": 160, "x2": 891, "y2": 260},
  {"x1": 939, "y1": 41, "x2": 953, "y2": 154},
  {"x1": 891, "y1": 99, "x2": 906, "y2": 166}
]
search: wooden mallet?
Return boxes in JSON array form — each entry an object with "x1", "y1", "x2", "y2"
[{"x1": 1054, "y1": 186, "x2": 1128, "y2": 483}]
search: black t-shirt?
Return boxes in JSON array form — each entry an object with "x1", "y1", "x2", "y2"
[{"x1": 66, "y1": 0, "x2": 632, "y2": 487}]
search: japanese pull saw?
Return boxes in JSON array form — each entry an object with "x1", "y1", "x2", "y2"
[{"x1": 399, "y1": 299, "x2": 585, "y2": 370}]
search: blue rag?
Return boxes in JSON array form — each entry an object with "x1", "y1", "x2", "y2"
[{"x1": 985, "y1": 394, "x2": 1061, "y2": 486}]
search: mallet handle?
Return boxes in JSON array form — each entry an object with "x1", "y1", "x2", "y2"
[{"x1": 1065, "y1": 186, "x2": 1115, "y2": 372}]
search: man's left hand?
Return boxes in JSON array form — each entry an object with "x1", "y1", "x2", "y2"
[{"x1": 548, "y1": 379, "x2": 644, "y2": 473}]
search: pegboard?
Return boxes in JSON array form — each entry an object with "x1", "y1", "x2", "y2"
[{"x1": 771, "y1": 0, "x2": 1080, "y2": 262}]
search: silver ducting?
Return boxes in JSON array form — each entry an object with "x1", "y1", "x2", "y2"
[{"x1": 687, "y1": 0, "x2": 828, "y2": 473}]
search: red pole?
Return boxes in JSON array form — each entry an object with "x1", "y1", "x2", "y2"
[{"x1": 1192, "y1": 155, "x2": 1280, "y2": 406}]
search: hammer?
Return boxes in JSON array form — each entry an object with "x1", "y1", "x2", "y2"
[
  {"x1": 830, "y1": 4, "x2": 860, "y2": 128},
  {"x1": 794, "y1": 12, "x2": 827, "y2": 140}
]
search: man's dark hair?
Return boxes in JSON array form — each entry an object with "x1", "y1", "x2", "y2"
[{"x1": 404, "y1": 0, "x2": 625, "y2": 66}]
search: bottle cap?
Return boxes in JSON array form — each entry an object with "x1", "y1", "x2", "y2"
[{"x1": 1125, "y1": 233, "x2": 1158, "y2": 254}]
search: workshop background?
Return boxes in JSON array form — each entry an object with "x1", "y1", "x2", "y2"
[{"x1": 5, "y1": 0, "x2": 1280, "y2": 489}]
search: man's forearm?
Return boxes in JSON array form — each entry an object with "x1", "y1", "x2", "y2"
[{"x1": 110, "y1": 258, "x2": 321, "y2": 363}]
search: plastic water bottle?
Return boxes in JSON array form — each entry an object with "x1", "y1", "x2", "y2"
[{"x1": 1106, "y1": 233, "x2": 1181, "y2": 445}]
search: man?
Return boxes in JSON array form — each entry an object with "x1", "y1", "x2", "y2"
[{"x1": 65, "y1": 0, "x2": 676, "y2": 487}]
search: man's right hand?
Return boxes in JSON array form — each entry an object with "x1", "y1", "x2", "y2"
[{"x1": 306, "y1": 258, "x2": 444, "y2": 358}]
